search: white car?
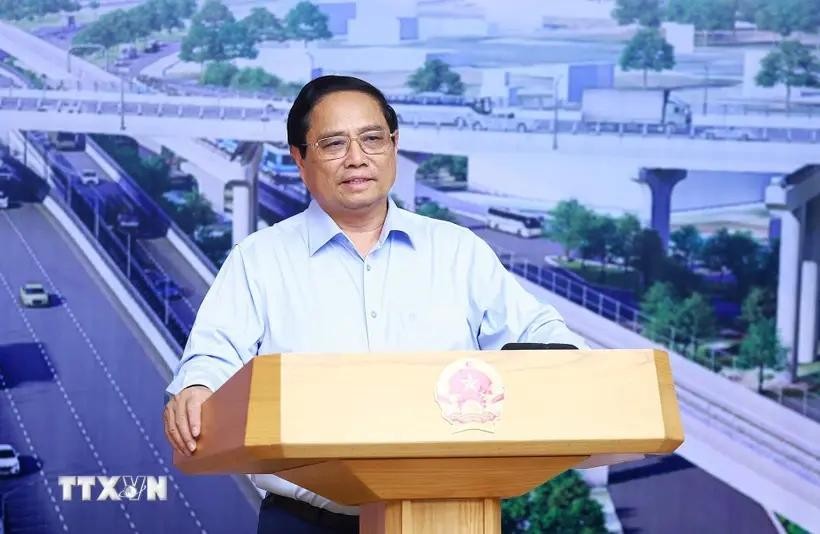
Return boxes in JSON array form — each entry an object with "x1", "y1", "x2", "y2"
[
  {"x1": 0, "y1": 444, "x2": 21, "y2": 476},
  {"x1": 79, "y1": 169, "x2": 100, "y2": 185},
  {"x1": 700, "y1": 126, "x2": 760, "y2": 141},
  {"x1": 0, "y1": 190, "x2": 8, "y2": 209},
  {"x1": 19, "y1": 283, "x2": 49, "y2": 307}
]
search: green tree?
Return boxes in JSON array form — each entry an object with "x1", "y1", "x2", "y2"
[
  {"x1": 579, "y1": 214, "x2": 618, "y2": 275},
  {"x1": 634, "y1": 228, "x2": 665, "y2": 290},
  {"x1": 670, "y1": 224, "x2": 703, "y2": 268},
  {"x1": 738, "y1": 318, "x2": 786, "y2": 392},
  {"x1": 284, "y1": 1, "x2": 332, "y2": 44},
  {"x1": 231, "y1": 67, "x2": 281, "y2": 90},
  {"x1": 754, "y1": 0, "x2": 820, "y2": 36},
  {"x1": 741, "y1": 286, "x2": 774, "y2": 325},
  {"x1": 130, "y1": 3, "x2": 160, "y2": 41},
  {"x1": 0, "y1": 0, "x2": 79, "y2": 20},
  {"x1": 737, "y1": 0, "x2": 764, "y2": 23},
  {"x1": 752, "y1": 241, "x2": 779, "y2": 293},
  {"x1": 407, "y1": 58, "x2": 465, "y2": 95},
  {"x1": 73, "y1": 0, "x2": 187, "y2": 48},
  {"x1": 415, "y1": 201, "x2": 457, "y2": 223},
  {"x1": 180, "y1": 0, "x2": 257, "y2": 63},
  {"x1": 738, "y1": 288, "x2": 783, "y2": 391},
  {"x1": 620, "y1": 27, "x2": 676, "y2": 87},
  {"x1": 241, "y1": 7, "x2": 286, "y2": 42},
  {"x1": 150, "y1": 0, "x2": 183, "y2": 32},
  {"x1": 612, "y1": 213, "x2": 642, "y2": 271},
  {"x1": 544, "y1": 199, "x2": 593, "y2": 261},
  {"x1": 174, "y1": 0, "x2": 196, "y2": 18},
  {"x1": 135, "y1": 155, "x2": 173, "y2": 199},
  {"x1": 201, "y1": 61, "x2": 239, "y2": 86},
  {"x1": 92, "y1": 135, "x2": 172, "y2": 199},
  {"x1": 220, "y1": 21, "x2": 257, "y2": 60},
  {"x1": 74, "y1": 9, "x2": 135, "y2": 48},
  {"x1": 665, "y1": 0, "x2": 736, "y2": 31},
  {"x1": 502, "y1": 471, "x2": 606, "y2": 534},
  {"x1": 660, "y1": 252, "x2": 703, "y2": 297},
  {"x1": 700, "y1": 229, "x2": 762, "y2": 295},
  {"x1": 167, "y1": 192, "x2": 217, "y2": 233},
  {"x1": 612, "y1": 0, "x2": 662, "y2": 26},
  {"x1": 676, "y1": 292, "x2": 717, "y2": 352},
  {"x1": 415, "y1": 155, "x2": 467, "y2": 184},
  {"x1": 756, "y1": 40, "x2": 820, "y2": 111},
  {"x1": 641, "y1": 282, "x2": 679, "y2": 342}
]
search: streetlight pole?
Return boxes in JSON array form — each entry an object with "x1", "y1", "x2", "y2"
[
  {"x1": 163, "y1": 291, "x2": 169, "y2": 324},
  {"x1": 552, "y1": 75, "x2": 563, "y2": 151},
  {"x1": 94, "y1": 195, "x2": 100, "y2": 238},
  {"x1": 120, "y1": 77, "x2": 126, "y2": 131},
  {"x1": 702, "y1": 63, "x2": 710, "y2": 115},
  {"x1": 126, "y1": 232, "x2": 131, "y2": 279}
]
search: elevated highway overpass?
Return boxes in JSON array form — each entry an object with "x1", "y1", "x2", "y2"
[{"x1": 2, "y1": 18, "x2": 819, "y2": 530}]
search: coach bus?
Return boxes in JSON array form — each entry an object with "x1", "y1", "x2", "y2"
[
  {"x1": 486, "y1": 207, "x2": 544, "y2": 238},
  {"x1": 49, "y1": 132, "x2": 85, "y2": 151}
]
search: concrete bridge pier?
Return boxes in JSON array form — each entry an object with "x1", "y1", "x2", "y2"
[
  {"x1": 766, "y1": 165, "x2": 820, "y2": 379},
  {"x1": 635, "y1": 168, "x2": 688, "y2": 250}
]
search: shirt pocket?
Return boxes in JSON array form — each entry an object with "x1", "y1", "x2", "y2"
[{"x1": 401, "y1": 304, "x2": 475, "y2": 351}]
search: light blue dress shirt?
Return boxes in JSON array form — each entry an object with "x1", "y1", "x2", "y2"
[
  {"x1": 166, "y1": 197, "x2": 587, "y2": 396},
  {"x1": 165, "y1": 197, "x2": 587, "y2": 512}
]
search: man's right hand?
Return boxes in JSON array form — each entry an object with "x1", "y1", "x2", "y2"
[{"x1": 163, "y1": 385, "x2": 212, "y2": 457}]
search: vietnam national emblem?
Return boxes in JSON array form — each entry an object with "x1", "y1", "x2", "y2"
[{"x1": 434, "y1": 358, "x2": 505, "y2": 433}]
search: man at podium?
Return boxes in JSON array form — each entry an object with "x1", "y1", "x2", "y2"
[{"x1": 163, "y1": 75, "x2": 588, "y2": 534}]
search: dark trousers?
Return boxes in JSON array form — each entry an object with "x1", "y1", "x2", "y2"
[{"x1": 257, "y1": 493, "x2": 359, "y2": 534}]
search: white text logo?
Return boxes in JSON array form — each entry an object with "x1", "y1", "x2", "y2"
[{"x1": 57, "y1": 476, "x2": 168, "y2": 501}]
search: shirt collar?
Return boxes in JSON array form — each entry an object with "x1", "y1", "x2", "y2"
[{"x1": 305, "y1": 196, "x2": 415, "y2": 256}]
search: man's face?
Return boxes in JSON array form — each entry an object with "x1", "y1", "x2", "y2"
[{"x1": 291, "y1": 91, "x2": 398, "y2": 216}]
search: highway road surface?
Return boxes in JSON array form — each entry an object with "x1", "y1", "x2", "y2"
[{"x1": 0, "y1": 201, "x2": 257, "y2": 534}]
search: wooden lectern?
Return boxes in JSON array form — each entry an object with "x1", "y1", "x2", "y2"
[{"x1": 175, "y1": 349, "x2": 683, "y2": 533}]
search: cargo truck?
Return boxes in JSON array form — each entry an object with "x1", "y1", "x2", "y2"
[{"x1": 581, "y1": 88, "x2": 692, "y2": 129}]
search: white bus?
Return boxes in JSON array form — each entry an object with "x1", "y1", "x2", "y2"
[
  {"x1": 49, "y1": 132, "x2": 85, "y2": 151},
  {"x1": 486, "y1": 207, "x2": 544, "y2": 238}
]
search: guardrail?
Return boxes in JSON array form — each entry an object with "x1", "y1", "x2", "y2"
[
  {"x1": 5, "y1": 94, "x2": 819, "y2": 146},
  {"x1": 11, "y1": 131, "x2": 193, "y2": 347},
  {"x1": 85, "y1": 135, "x2": 218, "y2": 278},
  {"x1": 29, "y1": 76, "x2": 820, "y2": 119},
  {"x1": 676, "y1": 385, "x2": 820, "y2": 484},
  {"x1": 84, "y1": 136, "x2": 170, "y2": 235},
  {"x1": 22, "y1": 75, "x2": 820, "y2": 120},
  {"x1": 703, "y1": 102, "x2": 820, "y2": 118},
  {"x1": 497, "y1": 246, "x2": 820, "y2": 500},
  {"x1": 493, "y1": 245, "x2": 820, "y2": 423}
]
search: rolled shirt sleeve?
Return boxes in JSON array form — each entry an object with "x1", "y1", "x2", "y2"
[
  {"x1": 469, "y1": 237, "x2": 589, "y2": 350},
  {"x1": 165, "y1": 244, "x2": 266, "y2": 396}
]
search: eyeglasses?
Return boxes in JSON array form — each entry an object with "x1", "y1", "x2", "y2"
[{"x1": 302, "y1": 128, "x2": 396, "y2": 161}]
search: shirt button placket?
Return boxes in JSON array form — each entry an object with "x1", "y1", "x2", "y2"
[
  {"x1": 367, "y1": 261, "x2": 377, "y2": 319},
  {"x1": 363, "y1": 259, "x2": 377, "y2": 347}
]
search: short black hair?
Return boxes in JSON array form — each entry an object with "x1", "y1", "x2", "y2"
[{"x1": 287, "y1": 75, "x2": 398, "y2": 158}]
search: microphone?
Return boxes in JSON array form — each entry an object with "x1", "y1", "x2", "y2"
[{"x1": 501, "y1": 342, "x2": 579, "y2": 350}]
